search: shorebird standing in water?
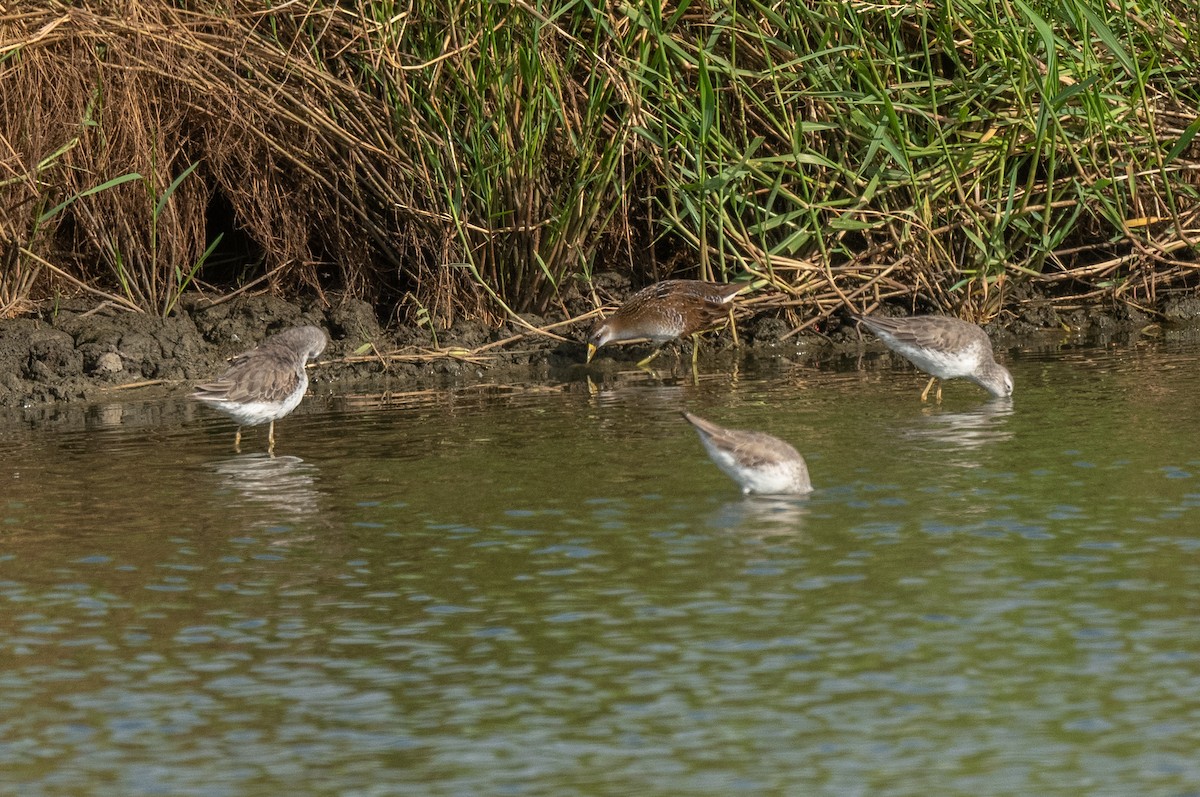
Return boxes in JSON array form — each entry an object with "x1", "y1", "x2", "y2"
[
  {"x1": 682, "y1": 411, "x2": 813, "y2": 496},
  {"x1": 192, "y1": 325, "x2": 327, "y2": 455},
  {"x1": 852, "y1": 313, "x2": 1013, "y2": 402},
  {"x1": 587, "y1": 280, "x2": 745, "y2": 369}
]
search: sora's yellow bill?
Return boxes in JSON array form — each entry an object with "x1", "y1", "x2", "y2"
[{"x1": 586, "y1": 343, "x2": 598, "y2": 363}]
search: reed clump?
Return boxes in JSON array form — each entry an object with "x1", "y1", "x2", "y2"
[{"x1": 2, "y1": 1, "x2": 1198, "y2": 326}]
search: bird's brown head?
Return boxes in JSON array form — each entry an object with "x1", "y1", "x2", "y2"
[{"x1": 586, "y1": 319, "x2": 615, "y2": 363}]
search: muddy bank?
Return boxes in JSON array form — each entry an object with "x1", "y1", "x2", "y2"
[
  {"x1": 2, "y1": 285, "x2": 1199, "y2": 410},
  {"x1": 0, "y1": 289, "x2": 603, "y2": 408}
]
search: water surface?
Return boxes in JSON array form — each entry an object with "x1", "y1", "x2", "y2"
[{"x1": 3, "y1": 334, "x2": 1200, "y2": 796}]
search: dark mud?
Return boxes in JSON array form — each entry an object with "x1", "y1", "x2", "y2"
[
  {"x1": 0, "y1": 290, "x2": 584, "y2": 409},
  {"x1": 1, "y1": 282, "x2": 1198, "y2": 410}
]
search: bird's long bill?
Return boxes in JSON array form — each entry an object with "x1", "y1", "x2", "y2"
[{"x1": 586, "y1": 343, "x2": 598, "y2": 363}]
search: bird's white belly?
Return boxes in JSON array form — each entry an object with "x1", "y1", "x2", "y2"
[
  {"x1": 208, "y1": 389, "x2": 305, "y2": 426},
  {"x1": 887, "y1": 339, "x2": 980, "y2": 379},
  {"x1": 708, "y1": 448, "x2": 803, "y2": 495}
]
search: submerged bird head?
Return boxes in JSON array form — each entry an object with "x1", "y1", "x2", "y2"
[
  {"x1": 586, "y1": 320, "x2": 616, "y2": 363},
  {"x1": 978, "y1": 361, "x2": 1014, "y2": 398}
]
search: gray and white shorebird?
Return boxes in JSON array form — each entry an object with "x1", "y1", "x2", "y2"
[
  {"x1": 682, "y1": 411, "x2": 813, "y2": 496},
  {"x1": 192, "y1": 325, "x2": 328, "y2": 454},
  {"x1": 587, "y1": 280, "x2": 745, "y2": 368},
  {"x1": 851, "y1": 313, "x2": 1013, "y2": 402}
]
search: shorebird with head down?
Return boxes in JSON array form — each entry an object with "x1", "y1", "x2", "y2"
[
  {"x1": 682, "y1": 411, "x2": 812, "y2": 496},
  {"x1": 192, "y1": 325, "x2": 328, "y2": 454},
  {"x1": 587, "y1": 279, "x2": 745, "y2": 369},
  {"x1": 852, "y1": 313, "x2": 1013, "y2": 402}
]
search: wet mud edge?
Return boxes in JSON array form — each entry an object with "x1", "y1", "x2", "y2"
[{"x1": 2, "y1": 288, "x2": 1198, "y2": 409}]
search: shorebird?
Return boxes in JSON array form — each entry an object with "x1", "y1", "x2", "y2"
[
  {"x1": 851, "y1": 313, "x2": 1013, "y2": 402},
  {"x1": 192, "y1": 325, "x2": 327, "y2": 454},
  {"x1": 587, "y1": 280, "x2": 745, "y2": 368},
  {"x1": 682, "y1": 411, "x2": 812, "y2": 495}
]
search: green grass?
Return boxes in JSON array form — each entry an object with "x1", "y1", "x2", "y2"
[
  {"x1": 2, "y1": 0, "x2": 1198, "y2": 324},
  {"x1": 616, "y1": 0, "x2": 1200, "y2": 318}
]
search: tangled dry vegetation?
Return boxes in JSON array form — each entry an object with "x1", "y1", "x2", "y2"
[{"x1": 1, "y1": 0, "x2": 1198, "y2": 328}]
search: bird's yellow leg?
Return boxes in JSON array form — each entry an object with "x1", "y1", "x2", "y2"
[
  {"x1": 234, "y1": 427, "x2": 242, "y2": 452},
  {"x1": 728, "y1": 308, "x2": 739, "y2": 347},
  {"x1": 267, "y1": 421, "x2": 276, "y2": 457},
  {"x1": 636, "y1": 347, "x2": 663, "y2": 368},
  {"x1": 691, "y1": 333, "x2": 702, "y2": 384},
  {"x1": 920, "y1": 377, "x2": 938, "y2": 402},
  {"x1": 936, "y1": 383, "x2": 944, "y2": 404}
]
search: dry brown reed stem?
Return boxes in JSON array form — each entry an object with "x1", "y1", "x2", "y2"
[
  {"x1": 321, "y1": 307, "x2": 601, "y2": 368},
  {"x1": 2, "y1": 0, "x2": 1199, "y2": 331},
  {"x1": 1, "y1": 1, "x2": 446, "y2": 314},
  {"x1": 99, "y1": 379, "x2": 168, "y2": 391}
]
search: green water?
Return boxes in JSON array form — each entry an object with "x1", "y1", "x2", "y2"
[{"x1": 2, "y1": 335, "x2": 1200, "y2": 796}]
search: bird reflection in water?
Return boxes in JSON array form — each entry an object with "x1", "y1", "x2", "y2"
[
  {"x1": 904, "y1": 399, "x2": 1014, "y2": 465},
  {"x1": 210, "y1": 453, "x2": 322, "y2": 520},
  {"x1": 707, "y1": 494, "x2": 810, "y2": 537}
]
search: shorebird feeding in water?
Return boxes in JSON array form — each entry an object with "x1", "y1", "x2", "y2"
[
  {"x1": 851, "y1": 313, "x2": 1013, "y2": 402},
  {"x1": 192, "y1": 325, "x2": 328, "y2": 454},
  {"x1": 587, "y1": 279, "x2": 745, "y2": 369},
  {"x1": 682, "y1": 411, "x2": 813, "y2": 496}
]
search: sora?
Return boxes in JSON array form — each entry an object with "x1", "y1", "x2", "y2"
[
  {"x1": 852, "y1": 313, "x2": 1013, "y2": 402},
  {"x1": 587, "y1": 279, "x2": 744, "y2": 368},
  {"x1": 192, "y1": 325, "x2": 328, "y2": 454},
  {"x1": 682, "y1": 411, "x2": 812, "y2": 496}
]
